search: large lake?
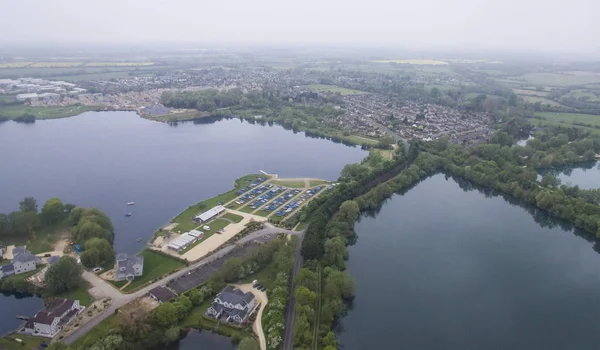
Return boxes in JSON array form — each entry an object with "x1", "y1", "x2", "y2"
[
  {"x1": 541, "y1": 161, "x2": 600, "y2": 190},
  {"x1": 338, "y1": 174, "x2": 600, "y2": 350},
  {"x1": 0, "y1": 111, "x2": 367, "y2": 337}
]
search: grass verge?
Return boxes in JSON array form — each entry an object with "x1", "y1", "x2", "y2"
[{"x1": 222, "y1": 212, "x2": 243, "y2": 223}]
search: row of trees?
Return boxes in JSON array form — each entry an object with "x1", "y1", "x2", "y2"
[{"x1": 68, "y1": 207, "x2": 116, "y2": 269}]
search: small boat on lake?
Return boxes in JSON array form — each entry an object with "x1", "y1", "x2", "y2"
[
  {"x1": 125, "y1": 213, "x2": 132, "y2": 217},
  {"x1": 127, "y1": 202, "x2": 135, "y2": 205}
]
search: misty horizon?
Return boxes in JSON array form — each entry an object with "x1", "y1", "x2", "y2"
[{"x1": 1, "y1": 0, "x2": 599, "y2": 56}]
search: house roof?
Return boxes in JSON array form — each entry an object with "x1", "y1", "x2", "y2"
[
  {"x1": 116, "y1": 253, "x2": 143, "y2": 278},
  {"x1": 216, "y1": 286, "x2": 255, "y2": 308},
  {"x1": 47, "y1": 256, "x2": 60, "y2": 265},
  {"x1": 32, "y1": 298, "x2": 76, "y2": 326},
  {"x1": 1, "y1": 264, "x2": 14, "y2": 273},
  {"x1": 12, "y1": 246, "x2": 27, "y2": 257},
  {"x1": 12, "y1": 252, "x2": 38, "y2": 263},
  {"x1": 150, "y1": 286, "x2": 177, "y2": 302}
]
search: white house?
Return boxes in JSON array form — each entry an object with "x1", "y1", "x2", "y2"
[
  {"x1": 206, "y1": 286, "x2": 256, "y2": 324},
  {"x1": 195, "y1": 205, "x2": 225, "y2": 222},
  {"x1": 114, "y1": 253, "x2": 144, "y2": 281},
  {"x1": 25, "y1": 298, "x2": 83, "y2": 338},
  {"x1": 0, "y1": 247, "x2": 41, "y2": 280}
]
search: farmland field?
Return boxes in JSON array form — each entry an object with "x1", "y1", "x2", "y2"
[
  {"x1": 372, "y1": 59, "x2": 448, "y2": 65},
  {"x1": 564, "y1": 89, "x2": 600, "y2": 102},
  {"x1": 535, "y1": 112, "x2": 600, "y2": 127},
  {"x1": 308, "y1": 84, "x2": 367, "y2": 95},
  {"x1": 516, "y1": 72, "x2": 600, "y2": 86},
  {"x1": 521, "y1": 96, "x2": 566, "y2": 107},
  {"x1": 30, "y1": 62, "x2": 83, "y2": 68},
  {"x1": 0, "y1": 105, "x2": 104, "y2": 119},
  {"x1": 84, "y1": 62, "x2": 154, "y2": 67},
  {"x1": 0, "y1": 62, "x2": 32, "y2": 68},
  {"x1": 512, "y1": 88, "x2": 548, "y2": 96}
]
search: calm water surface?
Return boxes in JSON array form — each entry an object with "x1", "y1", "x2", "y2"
[
  {"x1": 168, "y1": 329, "x2": 234, "y2": 350},
  {"x1": 543, "y1": 161, "x2": 600, "y2": 190},
  {"x1": 339, "y1": 174, "x2": 600, "y2": 350},
  {"x1": 0, "y1": 293, "x2": 44, "y2": 336},
  {"x1": 0, "y1": 111, "x2": 366, "y2": 336}
]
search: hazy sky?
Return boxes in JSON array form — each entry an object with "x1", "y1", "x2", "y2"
[{"x1": 1, "y1": 0, "x2": 599, "y2": 54}]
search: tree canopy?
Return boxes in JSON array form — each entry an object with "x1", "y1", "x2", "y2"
[{"x1": 45, "y1": 256, "x2": 84, "y2": 295}]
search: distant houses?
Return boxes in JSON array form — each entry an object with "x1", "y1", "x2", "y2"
[
  {"x1": 24, "y1": 298, "x2": 84, "y2": 338},
  {"x1": 206, "y1": 286, "x2": 257, "y2": 324},
  {"x1": 114, "y1": 253, "x2": 144, "y2": 281},
  {"x1": 0, "y1": 246, "x2": 42, "y2": 280}
]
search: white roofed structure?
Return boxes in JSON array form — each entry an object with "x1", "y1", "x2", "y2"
[{"x1": 195, "y1": 205, "x2": 225, "y2": 222}]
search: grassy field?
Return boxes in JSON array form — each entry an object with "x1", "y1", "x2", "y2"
[
  {"x1": 0, "y1": 334, "x2": 46, "y2": 349},
  {"x1": 372, "y1": 59, "x2": 448, "y2": 65},
  {"x1": 0, "y1": 104, "x2": 103, "y2": 119},
  {"x1": 179, "y1": 219, "x2": 231, "y2": 255},
  {"x1": 309, "y1": 180, "x2": 330, "y2": 187},
  {"x1": 517, "y1": 72, "x2": 600, "y2": 86},
  {"x1": 171, "y1": 174, "x2": 264, "y2": 233},
  {"x1": 269, "y1": 179, "x2": 305, "y2": 188},
  {"x1": 512, "y1": 88, "x2": 548, "y2": 96},
  {"x1": 307, "y1": 84, "x2": 367, "y2": 95},
  {"x1": 56, "y1": 284, "x2": 94, "y2": 306},
  {"x1": 222, "y1": 212, "x2": 243, "y2": 223},
  {"x1": 528, "y1": 118, "x2": 600, "y2": 136},
  {"x1": 521, "y1": 96, "x2": 566, "y2": 107},
  {"x1": 342, "y1": 134, "x2": 380, "y2": 145},
  {"x1": 30, "y1": 62, "x2": 83, "y2": 68},
  {"x1": 0, "y1": 62, "x2": 33, "y2": 68},
  {"x1": 564, "y1": 89, "x2": 600, "y2": 102},
  {"x1": 118, "y1": 250, "x2": 185, "y2": 293},
  {"x1": 84, "y1": 62, "x2": 154, "y2": 67},
  {"x1": 535, "y1": 112, "x2": 600, "y2": 127}
]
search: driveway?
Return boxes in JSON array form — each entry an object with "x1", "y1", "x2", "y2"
[{"x1": 233, "y1": 283, "x2": 268, "y2": 350}]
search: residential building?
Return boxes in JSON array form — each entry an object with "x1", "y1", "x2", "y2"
[
  {"x1": 114, "y1": 253, "x2": 144, "y2": 281},
  {"x1": 0, "y1": 264, "x2": 14, "y2": 280},
  {"x1": 0, "y1": 247, "x2": 41, "y2": 279},
  {"x1": 24, "y1": 298, "x2": 83, "y2": 337},
  {"x1": 206, "y1": 286, "x2": 256, "y2": 324},
  {"x1": 149, "y1": 286, "x2": 178, "y2": 304}
]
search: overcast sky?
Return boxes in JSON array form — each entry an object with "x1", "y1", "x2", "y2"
[{"x1": 1, "y1": 0, "x2": 599, "y2": 54}]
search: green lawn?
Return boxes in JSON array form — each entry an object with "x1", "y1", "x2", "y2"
[
  {"x1": 342, "y1": 135, "x2": 380, "y2": 145},
  {"x1": 0, "y1": 334, "x2": 46, "y2": 350},
  {"x1": 535, "y1": 112, "x2": 600, "y2": 127},
  {"x1": 238, "y1": 205, "x2": 255, "y2": 213},
  {"x1": 171, "y1": 174, "x2": 264, "y2": 233},
  {"x1": 309, "y1": 180, "x2": 330, "y2": 187},
  {"x1": 307, "y1": 84, "x2": 367, "y2": 96},
  {"x1": 56, "y1": 284, "x2": 94, "y2": 306},
  {"x1": 521, "y1": 96, "x2": 566, "y2": 107},
  {"x1": 0, "y1": 105, "x2": 104, "y2": 120},
  {"x1": 270, "y1": 179, "x2": 305, "y2": 188},
  {"x1": 222, "y1": 212, "x2": 243, "y2": 223},
  {"x1": 564, "y1": 90, "x2": 600, "y2": 102},
  {"x1": 241, "y1": 262, "x2": 279, "y2": 290},
  {"x1": 69, "y1": 314, "x2": 119, "y2": 348},
  {"x1": 528, "y1": 118, "x2": 600, "y2": 136},
  {"x1": 116, "y1": 250, "x2": 185, "y2": 293},
  {"x1": 294, "y1": 221, "x2": 308, "y2": 231},
  {"x1": 517, "y1": 72, "x2": 600, "y2": 86},
  {"x1": 179, "y1": 219, "x2": 231, "y2": 255}
]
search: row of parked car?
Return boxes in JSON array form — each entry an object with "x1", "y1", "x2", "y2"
[
  {"x1": 263, "y1": 189, "x2": 302, "y2": 213},
  {"x1": 235, "y1": 183, "x2": 273, "y2": 205},
  {"x1": 235, "y1": 177, "x2": 267, "y2": 196},
  {"x1": 246, "y1": 186, "x2": 286, "y2": 209},
  {"x1": 274, "y1": 185, "x2": 326, "y2": 217}
]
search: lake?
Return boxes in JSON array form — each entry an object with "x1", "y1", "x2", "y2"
[
  {"x1": 0, "y1": 111, "x2": 367, "y2": 336},
  {"x1": 167, "y1": 329, "x2": 234, "y2": 350},
  {"x1": 0, "y1": 293, "x2": 44, "y2": 336},
  {"x1": 338, "y1": 174, "x2": 600, "y2": 350},
  {"x1": 540, "y1": 161, "x2": 600, "y2": 190}
]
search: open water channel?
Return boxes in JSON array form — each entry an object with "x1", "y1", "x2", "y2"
[
  {"x1": 338, "y1": 174, "x2": 600, "y2": 349},
  {"x1": 0, "y1": 111, "x2": 367, "y2": 340}
]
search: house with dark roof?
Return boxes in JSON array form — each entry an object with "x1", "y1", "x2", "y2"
[
  {"x1": 24, "y1": 298, "x2": 83, "y2": 337},
  {"x1": 149, "y1": 286, "x2": 178, "y2": 304},
  {"x1": 206, "y1": 286, "x2": 256, "y2": 324},
  {"x1": 114, "y1": 253, "x2": 144, "y2": 281},
  {"x1": 46, "y1": 256, "x2": 60, "y2": 266}
]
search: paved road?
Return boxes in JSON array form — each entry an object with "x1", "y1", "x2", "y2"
[
  {"x1": 65, "y1": 224, "x2": 302, "y2": 345},
  {"x1": 282, "y1": 231, "x2": 305, "y2": 350}
]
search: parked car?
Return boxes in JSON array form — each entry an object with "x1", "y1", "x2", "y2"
[{"x1": 92, "y1": 267, "x2": 103, "y2": 274}]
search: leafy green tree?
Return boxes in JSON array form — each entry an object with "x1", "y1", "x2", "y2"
[
  {"x1": 294, "y1": 268, "x2": 318, "y2": 291},
  {"x1": 41, "y1": 198, "x2": 64, "y2": 225},
  {"x1": 174, "y1": 296, "x2": 192, "y2": 320},
  {"x1": 295, "y1": 286, "x2": 316, "y2": 306},
  {"x1": 68, "y1": 207, "x2": 85, "y2": 226},
  {"x1": 163, "y1": 326, "x2": 180, "y2": 344},
  {"x1": 45, "y1": 256, "x2": 83, "y2": 295},
  {"x1": 323, "y1": 237, "x2": 347, "y2": 270},
  {"x1": 221, "y1": 257, "x2": 242, "y2": 282},
  {"x1": 9, "y1": 210, "x2": 40, "y2": 236},
  {"x1": 541, "y1": 173, "x2": 561, "y2": 188},
  {"x1": 0, "y1": 213, "x2": 9, "y2": 237},
  {"x1": 153, "y1": 302, "x2": 179, "y2": 327},
  {"x1": 81, "y1": 238, "x2": 115, "y2": 268},
  {"x1": 19, "y1": 197, "x2": 38, "y2": 213}
]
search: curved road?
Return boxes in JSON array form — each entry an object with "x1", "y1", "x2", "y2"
[{"x1": 65, "y1": 224, "x2": 302, "y2": 345}]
